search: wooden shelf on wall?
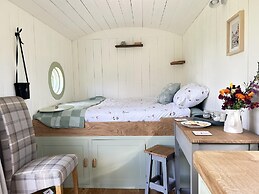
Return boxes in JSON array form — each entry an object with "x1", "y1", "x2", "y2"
[
  {"x1": 115, "y1": 43, "x2": 143, "y2": 48},
  {"x1": 170, "y1": 60, "x2": 185, "y2": 65}
]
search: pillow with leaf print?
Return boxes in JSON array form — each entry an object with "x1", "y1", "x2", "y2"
[
  {"x1": 173, "y1": 83, "x2": 209, "y2": 108},
  {"x1": 157, "y1": 83, "x2": 181, "y2": 105}
]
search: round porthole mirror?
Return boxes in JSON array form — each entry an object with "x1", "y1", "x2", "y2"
[{"x1": 48, "y1": 62, "x2": 65, "y2": 100}]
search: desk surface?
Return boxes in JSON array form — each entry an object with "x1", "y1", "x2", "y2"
[
  {"x1": 176, "y1": 122, "x2": 259, "y2": 144},
  {"x1": 194, "y1": 151, "x2": 259, "y2": 194}
]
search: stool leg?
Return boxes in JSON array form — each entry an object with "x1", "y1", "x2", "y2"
[
  {"x1": 162, "y1": 158, "x2": 169, "y2": 194},
  {"x1": 145, "y1": 154, "x2": 153, "y2": 194},
  {"x1": 156, "y1": 161, "x2": 161, "y2": 185}
]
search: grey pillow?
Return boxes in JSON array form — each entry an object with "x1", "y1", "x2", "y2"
[{"x1": 158, "y1": 83, "x2": 181, "y2": 105}]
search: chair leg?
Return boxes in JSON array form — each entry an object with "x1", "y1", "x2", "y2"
[
  {"x1": 55, "y1": 185, "x2": 63, "y2": 194},
  {"x1": 72, "y1": 166, "x2": 79, "y2": 194}
]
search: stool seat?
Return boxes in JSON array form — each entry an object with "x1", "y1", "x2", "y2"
[
  {"x1": 145, "y1": 145, "x2": 175, "y2": 158},
  {"x1": 144, "y1": 145, "x2": 175, "y2": 194}
]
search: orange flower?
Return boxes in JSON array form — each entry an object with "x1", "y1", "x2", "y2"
[
  {"x1": 235, "y1": 93, "x2": 245, "y2": 100},
  {"x1": 248, "y1": 92, "x2": 254, "y2": 97},
  {"x1": 220, "y1": 89, "x2": 230, "y2": 95}
]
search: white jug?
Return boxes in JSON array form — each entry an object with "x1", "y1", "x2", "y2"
[{"x1": 224, "y1": 109, "x2": 243, "y2": 133}]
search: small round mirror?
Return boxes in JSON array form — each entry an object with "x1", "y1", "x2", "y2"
[{"x1": 48, "y1": 62, "x2": 65, "y2": 100}]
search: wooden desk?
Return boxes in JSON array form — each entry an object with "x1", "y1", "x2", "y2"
[{"x1": 174, "y1": 121, "x2": 259, "y2": 194}]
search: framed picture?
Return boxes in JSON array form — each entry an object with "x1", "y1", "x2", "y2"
[{"x1": 226, "y1": 10, "x2": 244, "y2": 56}]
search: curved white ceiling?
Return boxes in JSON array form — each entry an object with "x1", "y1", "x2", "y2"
[{"x1": 9, "y1": 0, "x2": 209, "y2": 40}]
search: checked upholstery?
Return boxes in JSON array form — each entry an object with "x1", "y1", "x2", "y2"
[{"x1": 0, "y1": 96, "x2": 78, "y2": 194}]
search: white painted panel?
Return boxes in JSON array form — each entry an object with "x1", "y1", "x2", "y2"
[
  {"x1": 149, "y1": 37, "x2": 160, "y2": 96},
  {"x1": 131, "y1": 0, "x2": 143, "y2": 27},
  {"x1": 183, "y1": 0, "x2": 259, "y2": 133},
  {"x1": 72, "y1": 41, "x2": 79, "y2": 99},
  {"x1": 0, "y1": 0, "x2": 74, "y2": 115},
  {"x1": 150, "y1": 0, "x2": 167, "y2": 28},
  {"x1": 0, "y1": 1, "x2": 17, "y2": 97},
  {"x1": 8, "y1": 0, "x2": 81, "y2": 39},
  {"x1": 33, "y1": 0, "x2": 85, "y2": 35},
  {"x1": 94, "y1": 0, "x2": 117, "y2": 29},
  {"x1": 66, "y1": 0, "x2": 101, "y2": 32},
  {"x1": 73, "y1": 28, "x2": 184, "y2": 99},
  {"x1": 85, "y1": 39, "x2": 95, "y2": 97},
  {"x1": 107, "y1": 0, "x2": 125, "y2": 27},
  {"x1": 102, "y1": 39, "x2": 119, "y2": 97},
  {"x1": 77, "y1": 37, "x2": 88, "y2": 99},
  {"x1": 80, "y1": 0, "x2": 110, "y2": 31},
  {"x1": 142, "y1": 0, "x2": 154, "y2": 28},
  {"x1": 117, "y1": 47, "x2": 130, "y2": 98},
  {"x1": 9, "y1": 0, "x2": 209, "y2": 40},
  {"x1": 91, "y1": 139, "x2": 145, "y2": 188},
  {"x1": 159, "y1": 0, "x2": 179, "y2": 30},
  {"x1": 50, "y1": 0, "x2": 93, "y2": 34},
  {"x1": 93, "y1": 39, "x2": 103, "y2": 96},
  {"x1": 119, "y1": 0, "x2": 134, "y2": 27}
]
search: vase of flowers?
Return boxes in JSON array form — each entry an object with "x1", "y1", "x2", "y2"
[{"x1": 218, "y1": 65, "x2": 259, "y2": 133}]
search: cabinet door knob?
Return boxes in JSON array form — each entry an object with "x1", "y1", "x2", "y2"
[
  {"x1": 92, "y1": 158, "x2": 97, "y2": 168},
  {"x1": 83, "y1": 158, "x2": 88, "y2": 168}
]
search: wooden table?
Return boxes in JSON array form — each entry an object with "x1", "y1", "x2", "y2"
[
  {"x1": 193, "y1": 151, "x2": 259, "y2": 194},
  {"x1": 174, "y1": 120, "x2": 259, "y2": 194}
]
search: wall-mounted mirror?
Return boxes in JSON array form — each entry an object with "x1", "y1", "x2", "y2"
[{"x1": 48, "y1": 62, "x2": 65, "y2": 100}]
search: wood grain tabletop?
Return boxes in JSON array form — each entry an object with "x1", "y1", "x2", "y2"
[
  {"x1": 176, "y1": 122, "x2": 259, "y2": 144},
  {"x1": 194, "y1": 151, "x2": 259, "y2": 194}
]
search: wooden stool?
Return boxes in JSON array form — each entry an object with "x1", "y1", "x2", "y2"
[{"x1": 144, "y1": 145, "x2": 175, "y2": 194}]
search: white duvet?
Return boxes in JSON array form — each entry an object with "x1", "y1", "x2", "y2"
[{"x1": 85, "y1": 98, "x2": 190, "y2": 122}]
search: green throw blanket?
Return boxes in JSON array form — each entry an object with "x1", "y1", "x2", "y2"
[{"x1": 33, "y1": 96, "x2": 105, "y2": 128}]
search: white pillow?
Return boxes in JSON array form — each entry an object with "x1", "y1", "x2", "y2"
[{"x1": 173, "y1": 83, "x2": 209, "y2": 108}]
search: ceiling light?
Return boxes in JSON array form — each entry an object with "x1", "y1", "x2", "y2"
[
  {"x1": 209, "y1": 0, "x2": 219, "y2": 8},
  {"x1": 209, "y1": 0, "x2": 227, "y2": 8},
  {"x1": 221, "y1": 0, "x2": 227, "y2": 5}
]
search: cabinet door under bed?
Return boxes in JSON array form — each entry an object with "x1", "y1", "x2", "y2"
[{"x1": 36, "y1": 136, "x2": 174, "y2": 189}]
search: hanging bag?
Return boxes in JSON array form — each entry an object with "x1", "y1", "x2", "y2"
[{"x1": 14, "y1": 27, "x2": 30, "y2": 99}]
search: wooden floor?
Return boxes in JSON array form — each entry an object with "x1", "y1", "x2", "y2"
[
  {"x1": 63, "y1": 188, "x2": 175, "y2": 194},
  {"x1": 35, "y1": 188, "x2": 175, "y2": 194}
]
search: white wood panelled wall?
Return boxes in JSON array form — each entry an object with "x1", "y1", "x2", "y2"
[
  {"x1": 72, "y1": 28, "x2": 184, "y2": 100},
  {"x1": 0, "y1": 0, "x2": 74, "y2": 115},
  {"x1": 183, "y1": 0, "x2": 259, "y2": 133}
]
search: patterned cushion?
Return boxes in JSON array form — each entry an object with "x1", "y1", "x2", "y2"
[
  {"x1": 12, "y1": 154, "x2": 78, "y2": 194},
  {"x1": 158, "y1": 83, "x2": 180, "y2": 105},
  {"x1": 173, "y1": 83, "x2": 209, "y2": 108}
]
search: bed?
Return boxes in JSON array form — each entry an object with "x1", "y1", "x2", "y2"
[
  {"x1": 33, "y1": 83, "x2": 208, "y2": 137},
  {"x1": 33, "y1": 97, "x2": 191, "y2": 137}
]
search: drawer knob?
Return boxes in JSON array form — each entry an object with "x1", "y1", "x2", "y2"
[
  {"x1": 83, "y1": 158, "x2": 88, "y2": 168},
  {"x1": 92, "y1": 158, "x2": 97, "y2": 168}
]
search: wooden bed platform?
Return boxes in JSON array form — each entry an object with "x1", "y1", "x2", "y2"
[{"x1": 33, "y1": 117, "x2": 176, "y2": 136}]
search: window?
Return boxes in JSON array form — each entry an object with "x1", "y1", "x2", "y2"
[{"x1": 48, "y1": 62, "x2": 65, "y2": 100}]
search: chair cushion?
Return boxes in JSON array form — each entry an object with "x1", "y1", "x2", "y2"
[{"x1": 11, "y1": 154, "x2": 78, "y2": 194}]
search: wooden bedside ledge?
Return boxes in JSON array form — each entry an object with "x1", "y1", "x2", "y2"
[{"x1": 194, "y1": 151, "x2": 259, "y2": 194}]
